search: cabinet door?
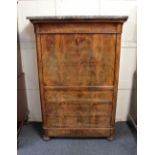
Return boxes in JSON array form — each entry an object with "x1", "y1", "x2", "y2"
[{"x1": 41, "y1": 34, "x2": 116, "y2": 87}]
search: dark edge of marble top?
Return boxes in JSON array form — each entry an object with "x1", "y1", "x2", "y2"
[{"x1": 27, "y1": 16, "x2": 128, "y2": 23}]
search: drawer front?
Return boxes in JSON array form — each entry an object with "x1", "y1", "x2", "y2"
[
  {"x1": 46, "y1": 115, "x2": 111, "y2": 128},
  {"x1": 45, "y1": 101, "x2": 112, "y2": 116},
  {"x1": 44, "y1": 90, "x2": 113, "y2": 103},
  {"x1": 37, "y1": 23, "x2": 116, "y2": 34},
  {"x1": 41, "y1": 34, "x2": 116, "y2": 86}
]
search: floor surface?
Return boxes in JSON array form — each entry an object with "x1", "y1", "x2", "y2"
[{"x1": 18, "y1": 122, "x2": 137, "y2": 155}]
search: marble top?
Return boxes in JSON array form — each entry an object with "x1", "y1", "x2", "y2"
[{"x1": 27, "y1": 16, "x2": 128, "y2": 22}]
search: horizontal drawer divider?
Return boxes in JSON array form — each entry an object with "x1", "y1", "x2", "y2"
[
  {"x1": 38, "y1": 32, "x2": 121, "y2": 34},
  {"x1": 44, "y1": 86, "x2": 114, "y2": 91},
  {"x1": 46, "y1": 100, "x2": 113, "y2": 104},
  {"x1": 43, "y1": 127, "x2": 113, "y2": 130},
  {"x1": 45, "y1": 114, "x2": 112, "y2": 117}
]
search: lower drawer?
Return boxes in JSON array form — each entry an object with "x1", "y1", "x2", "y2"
[
  {"x1": 45, "y1": 102, "x2": 112, "y2": 116},
  {"x1": 45, "y1": 115, "x2": 111, "y2": 128},
  {"x1": 44, "y1": 90, "x2": 113, "y2": 103},
  {"x1": 44, "y1": 90, "x2": 113, "y2": 116},
  {"x1": 44, "y1": 90, "x2": 113, "y2": 128}
]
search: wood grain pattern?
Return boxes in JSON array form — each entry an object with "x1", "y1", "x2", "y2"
[
  {"x1": 41, "y1": 34, "x2": 116, "y2": 86},
  {"x1": 29, "y1": 16, "x2": 127, "y2": 139},
  {"x1": 45, "y1": 90, "x2": 113, "y2": 102},
  {"x1": 35, "y1": 32, "x2": 47, "y2": 125},
  {"x1": 45, "y1": 115, "x2": 112, "y2": 128},
  {"x1": 43, "y1": 127, "x2": 114, "y2": 137},
  {"x1": 36, "y1": 23, "x2": 117, "y2": 34}
]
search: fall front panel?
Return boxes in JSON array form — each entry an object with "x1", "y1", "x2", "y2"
[{"x1": 40, "y1": 34, "x2": 116, "y2": 86}]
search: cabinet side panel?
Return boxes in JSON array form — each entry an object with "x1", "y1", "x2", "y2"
[
  {"x1": 111, "y1": 24, "x2": 122, "y2": 128},
  {"x1": 35, "y1": 31, "x2": 47, "y2": 125}
]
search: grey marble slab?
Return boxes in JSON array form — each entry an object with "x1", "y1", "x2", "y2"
[{"x1": 27, "y1": 16, "x2": 128, "y2": 22}]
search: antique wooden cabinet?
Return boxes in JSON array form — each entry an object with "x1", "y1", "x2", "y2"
[{"x1": 28, "y1": 16, "x2": 128, "y2": 140}]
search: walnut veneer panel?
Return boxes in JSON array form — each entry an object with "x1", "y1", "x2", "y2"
[
  {"x1": 44, "y1": 90, "x2": 113, "y2": 103},
  {"x1": 46, "y1": 115, "x2": 111, "y2": 128},
  {"x1": 41, "y1": 34, "x2": 116, "y2": 86},
  {"x1": 29, "y1": 16, "x2": 128, "y2": 139},
  {"x1": 36, "y1": 23, "x2": 117, "y2": 34}
]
